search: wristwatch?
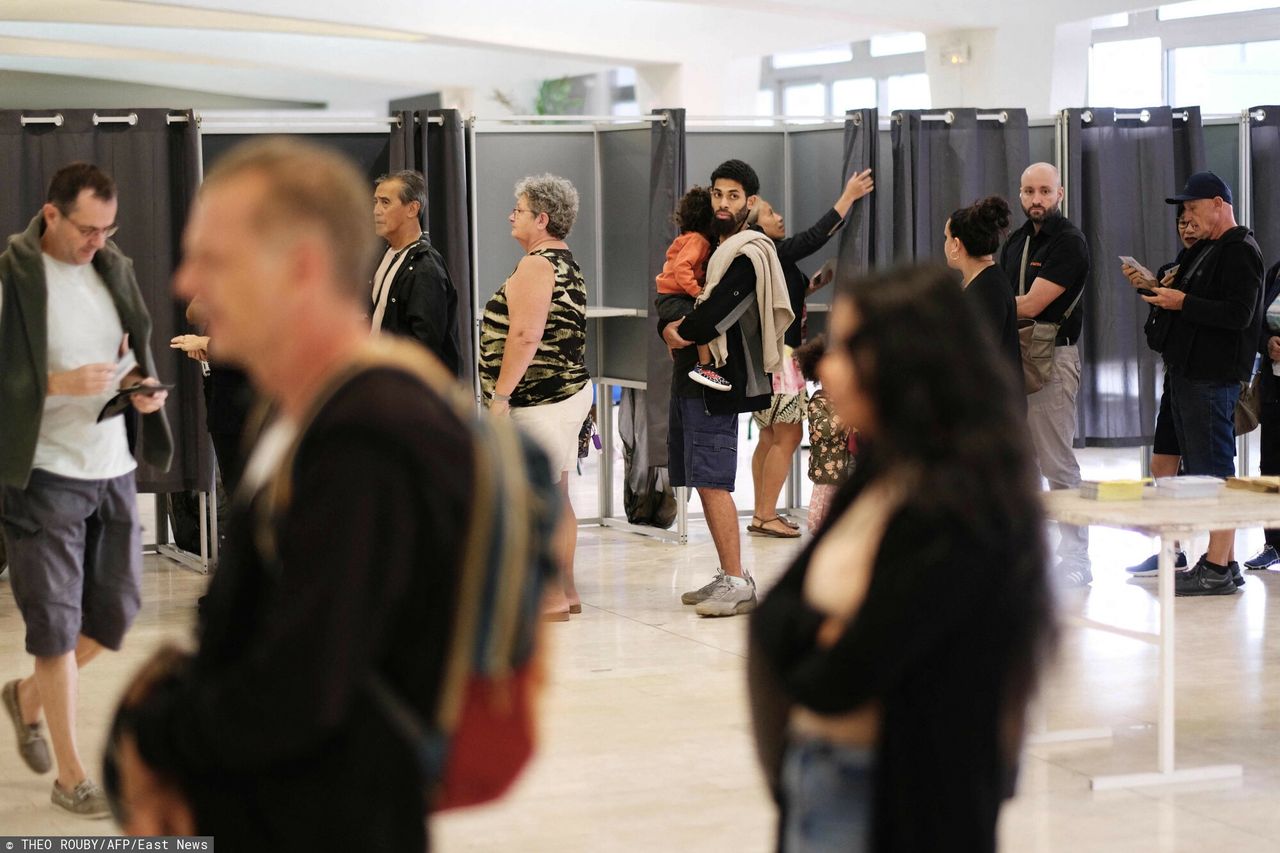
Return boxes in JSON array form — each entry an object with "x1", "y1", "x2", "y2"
[{"x1": 493, "y1": 393, "x2": 511, "y2": 404}]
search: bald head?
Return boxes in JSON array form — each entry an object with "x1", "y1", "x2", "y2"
[
  {"x1": 1019, "y1": 162, "x2": 1064, "y2": 227},
  {"x1": 1021, "y1": 162, "x2": 1060, "y2": 188}
]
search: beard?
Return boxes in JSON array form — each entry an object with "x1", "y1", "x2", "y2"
[
  {"x1": 713, "y1": 205, "x2": 749, "y2": 238},
  {"x1": 1024, "y1": 201, "x2": 1061, "y2": 222}
]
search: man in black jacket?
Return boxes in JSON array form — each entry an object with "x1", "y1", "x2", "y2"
[
  {"x1": 1147, "y1": 171, "x2": 1263, "y2": 596},
  {"x1": 109, "y1": 139, "x2": 470, "y2": 849},
  {"x1": 660, "y1": 158, "x2": 785, "y2": 617},
  {"x1": 371, "y1": 170, "x2": 462, "y2": 376}
]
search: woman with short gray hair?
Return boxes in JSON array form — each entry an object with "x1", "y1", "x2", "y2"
[{"x1": 479, "y1": 174, "x2": 591, "y2": 621}]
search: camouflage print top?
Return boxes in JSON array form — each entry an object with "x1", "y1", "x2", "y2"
[{"x1": 479, "y1": 247, "x2": 590, "y2": 407}]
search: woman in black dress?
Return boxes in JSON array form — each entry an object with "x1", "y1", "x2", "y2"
[{"x1": 944, "y1": 196, "x2": 1021, "y2": 384}]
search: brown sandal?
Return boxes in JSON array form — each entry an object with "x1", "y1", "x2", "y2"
[{"x1": 747, "y1": 516, "x2": 801, "y2": 539}]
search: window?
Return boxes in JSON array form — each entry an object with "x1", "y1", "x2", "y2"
[
  {"x1": 757, "y1": 89, "x2": 776, "y2": 117},
  {"x1": 611, "y1": 101, "x2": 640, "y2": 117},
  {"x1": 1171, "y1": 40, "x2": 1280, "y2": 112},
  {"x1": 782, "y1": 82, "x2": 826, "y2": 117},
  {"x1": 831, "y1": 78, "x2": 876, "y2": 113},
  {"x1": 870, "y1": 32, "x2": 926, "y2": 57},
  {"x1": 1159, "y1": 0, "x2": 1280, "y2": 20},
  {"x1": 772, "y1": 44, "x2": 853, "y2": 69},
  {"x1": 886, "y1": 73, "x2": 931, "y2": 111},
  {"x1": 1091, "y1": 13, "x2": 1129, "y2": 29},
  {"x1": 1088, "y1": 38, "x2": 1162, "y2": 105}
]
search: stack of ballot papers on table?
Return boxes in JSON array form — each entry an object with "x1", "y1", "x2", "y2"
[
  {"x1": 1226, "y1": 476, "x2": 1280, "y2": 493},
  {"x1": 1080, "y1": 479, "x2": 1148, "y2": 501},
  {"x1": 1150, "y1": 476, "x2": 1225, "y2": 499}
]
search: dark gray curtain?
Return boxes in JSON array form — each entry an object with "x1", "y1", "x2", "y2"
[
  {"x1": 891, "y1": 108, "x2": 1029, "y2": 263},
  {"x1": 1250, "y1": 106, "x2": 1280, "y2": 264},
  {"x1": 834, "y1": 109, "x2": 879, "y2": 281},
  {"x1": 645, "y1": 108, "x2": 685, "y2": 469},
  {"x1": 0, "y1": 108, "x2": 209, "y2": 492},
  {"x1": 388, "y1": 109, "x2": 418, "y2": 176},
  {"x1": 1065, "y1": 106, "x2": 1206, "y2": 446},
  {"x1": 420, "y1": 109, "x2": 473, "y2": 376}
]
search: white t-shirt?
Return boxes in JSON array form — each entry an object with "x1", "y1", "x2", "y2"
[
  {"x1": 369, "y1": 244, "x2": 412, "y2": 333},
  {"x1": 24, "y1": 254, "x2": 137, "y2": 480}
]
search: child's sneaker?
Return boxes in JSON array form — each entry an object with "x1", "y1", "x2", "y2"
[{"x1": 689, "y1": 363, "x2": 732, "y2": 391}]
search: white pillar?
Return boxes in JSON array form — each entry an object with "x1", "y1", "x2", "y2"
[
  {"x1": 925, "y1": 18, "x2": 1091, "y2": 116},
  {"x1": 635, "y1": 57, "x2": 763, "y2": 116}
]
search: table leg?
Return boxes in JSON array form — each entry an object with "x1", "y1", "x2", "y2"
[
  {"x1": 1089, "y1": 534, "x2": 1242, "y2": 790},
  {"x1": 1158, "y1": 533, "x2": 1175, "y2": 774}
]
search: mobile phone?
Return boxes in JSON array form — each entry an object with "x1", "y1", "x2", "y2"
[
  {"x1": 120, "y1": 382, "x2": 175, "y2": 396},
  {"x1": 1136, "y1": 287, "x2": 1157, "y2": 297}
]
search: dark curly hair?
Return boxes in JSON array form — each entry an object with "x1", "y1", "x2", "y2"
[
  {"x1": 673, "y1": 186, "x2": 715, "y2": 239},
  {"x1": 793, "y1": 335, "x2": 826, "y2": 383},
  {"x1": 830, "y1": 263, "x2": 1057, "y2": 771},
  {"x1": 710, "y1": 158, "x2": 760, "y2": 197},
  {"x1": 949, "y1": 196, "x2": 1011, "y2": 257}
]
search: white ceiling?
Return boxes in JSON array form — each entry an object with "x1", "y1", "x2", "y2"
[{"x1": 0, "y1": 0, "x2": 1144, "y2": 112}]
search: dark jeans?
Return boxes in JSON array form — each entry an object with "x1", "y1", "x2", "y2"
[{"x1": 1167, "y1": 373, "x2": 1238, "y2": 478}]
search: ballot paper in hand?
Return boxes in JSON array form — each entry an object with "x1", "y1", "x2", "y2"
[{"x1": 1118, "y1": 255, "x2": 1156, "y2": 281}]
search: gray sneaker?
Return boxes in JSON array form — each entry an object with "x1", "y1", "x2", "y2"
[
  {"x1": 695, "y1": 577, "x2": 757, "y2": 617},
  {"x1": 681, "y1": 569, "x2": 728, "y2": 605},
  {"x1": 51, "y1": 779, "x2": 110, "y2": 819},
  {"x1": 3, "y1": 679, "x2": 50, "y2": 774}
]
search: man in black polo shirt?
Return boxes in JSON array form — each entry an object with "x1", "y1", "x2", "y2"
[
  {"x1": 1000, "y1": 162, "x2": 1092, "y2": 586},
  {"x1": 1149, "y1": 172, "x2": 1263, "y2": 596}
]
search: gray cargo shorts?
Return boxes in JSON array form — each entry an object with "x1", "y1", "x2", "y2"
[{"x1": 0, "y1": 468, "x2": 141, "y2": 656}]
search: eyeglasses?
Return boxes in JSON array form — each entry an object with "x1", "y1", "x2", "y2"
[
  {"x1": 1176, "y1": 220, "x2": 1193, "y2": 229},
  {"x1": 62, "y1": 213, "x2": 118, "y2": 240},
  {"x1": 511, "y1": 207, "x2": 535, "y2": 217}
]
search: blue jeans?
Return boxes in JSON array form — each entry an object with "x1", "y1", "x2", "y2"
[
  {"x1": 782, "y1": 739, "x2": 874, "y2": 853},
  {"x1": 1167, "y1": 373, "x2": 1239, "y2": 478}
]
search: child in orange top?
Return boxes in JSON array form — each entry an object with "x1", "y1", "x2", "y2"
[{"x1": 655, "y1": 186, "x2": 730, "y2": 391}]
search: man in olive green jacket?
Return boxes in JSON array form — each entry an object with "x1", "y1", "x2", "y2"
[{"x1": 0, "y1": 162, "x2": 171, "y2": 818}]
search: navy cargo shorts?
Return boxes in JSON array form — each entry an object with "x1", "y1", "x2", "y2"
[
  {"x1": 668, "y1": 394, "x2": 739, "y2": 492},
  {"x1": 0, "y1": 468, "x2": 142, "y2": 656}
]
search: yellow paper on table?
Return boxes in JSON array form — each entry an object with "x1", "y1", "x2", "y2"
[
  {"x1": 1226, "y1": 476, "x2": 1280, "y2": 493},
  {"x1": 1080, "y1": 479, "x2": 1150, "y2": 501}
]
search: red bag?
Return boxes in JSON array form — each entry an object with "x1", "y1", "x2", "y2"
[{"x1": 433, "y1": 664, "x2": 540, "y2": 811}]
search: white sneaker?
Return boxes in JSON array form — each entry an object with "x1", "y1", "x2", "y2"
[
  {"x1": 695, "y1": 575, "x2": 757, "y2": 617},
  {"x1": 681, "y1": 569, "x2": 728, "y2": 605}
]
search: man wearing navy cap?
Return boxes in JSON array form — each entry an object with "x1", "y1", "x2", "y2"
[{"x1": 1146, "y1": 171, "x2": 1263, "y2": 596}]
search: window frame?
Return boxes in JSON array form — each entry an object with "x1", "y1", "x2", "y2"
[
  {"x1": 1090, "y1": 7, "x2": 1280, "y2": 109},
  {"x1": 760, "y1": 39, "x2": 926, "y2": 116}
]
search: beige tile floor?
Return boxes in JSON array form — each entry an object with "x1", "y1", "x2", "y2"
[{"x1": 3, "y1": 439, "x2": 1280, "y2": 850}]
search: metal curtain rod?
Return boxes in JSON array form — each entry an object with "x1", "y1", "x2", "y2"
[
  {"x1": 686, "y1": 115, "x2": 848, "y2": 123},
  {"x1": 472, "y1": 114, "x2": 667, "y2": 124},
  {"x1": 892, "y1": 110, "x2": 1010, "y2": 124},
  {"x1": 93, "y1": 113, "x2": 137, "y2": 126},
  {"x1": 196, "y1": 114, "x2": 443, "y2": 129},
  {"x1": 1081, "y1": 109, "x2": 1191, "y2": 124},
  {"x1": 19, "y1": 114, "x2": 63, "y2": 127}
]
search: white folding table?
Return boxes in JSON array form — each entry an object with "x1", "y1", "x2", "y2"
[{"x1": 1041, "y1": 487, "x2": 1280, "y2": 790}]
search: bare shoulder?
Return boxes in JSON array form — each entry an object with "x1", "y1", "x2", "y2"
[{"x1": 517, "y1": 253, "x2": 556, "y2": 274}]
